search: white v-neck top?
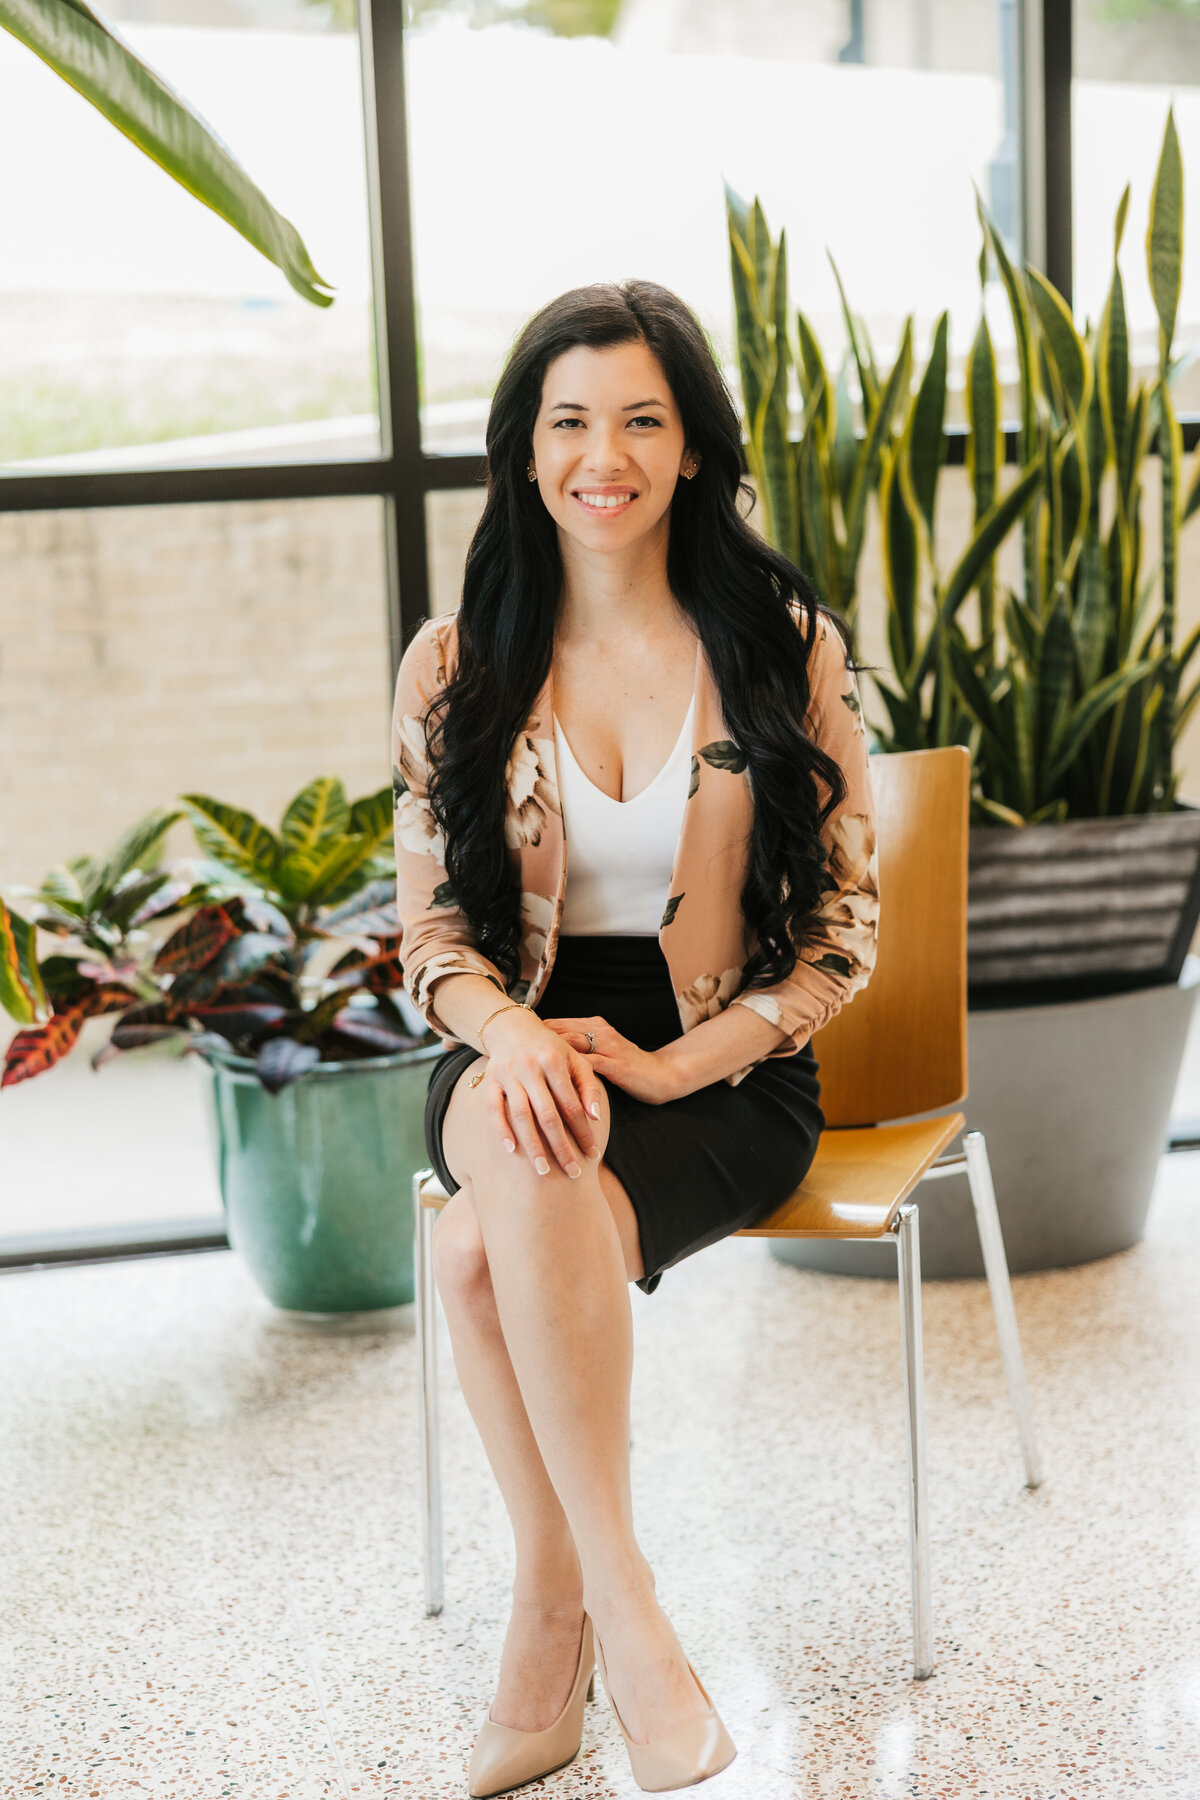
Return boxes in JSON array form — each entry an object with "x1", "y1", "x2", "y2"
[{"x1": 553, "y1": 698, "x2": 695, "y2": 935}]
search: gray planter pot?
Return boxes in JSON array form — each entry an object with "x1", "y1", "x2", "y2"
[
  {"x1": 967, "y1": 802, "x2": 1200, "y2": 1004},
  {"x1": 770, "y1": 953, "x2": 1199, "y2": 1281}
]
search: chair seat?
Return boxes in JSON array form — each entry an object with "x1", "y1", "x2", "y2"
[
  {"x1": 735, "y1": 1112, "x2": 966, "y2": 1240},
  {"x1": 419, "y1": 1111, "x2": 964, "y2": 1241}
]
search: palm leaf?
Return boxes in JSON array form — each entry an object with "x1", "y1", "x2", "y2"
[{"x1": 0, "y1": 0, "x2": 333, "y2": 307}]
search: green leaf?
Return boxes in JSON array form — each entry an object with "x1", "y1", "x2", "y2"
[
  {"x1": 180, "y1": 795, "x2": 283, "y2": 885},
  {"x1": 0, "y1": 897, "x2": 49, "y2": 1026},
  {"x1": 1010, "y1": 665, "x2": 1036, "y2": 815},
  {"x1": 940, "y1": 458, "x2": 1042, "y2": 623},
  {"x1": 1174, "y1": 669, "x2": 1200, "y2": 741},
  {"x1": 87, "y1": 805, "x2": 184, "y2": 909},
  {"x1": 966, "y1": 309, "x2": 1000, "y2": 521},
  {"x1": 976, "y1": 190, "x2": 1039, "y2": 452},
  {"x1": 660, "y1": 893, "x2": 684, "y2": 929},
  {"x1": 869, "y1": 675, "x2": 923, "y2": 750},
  {"x1": 304, "y1": 834, "x2": 379, "y2": 909},
  {"x1": 1072, "y1": 532, "x2": 1109, "y2": 690},
  {"x1": 796, "y1": 307, "x2": 834, "y2": 439},
  {"x1": 831, "y1": 355, "x2": 858, "y2": 512},
  {"x1": 280, "y1": 778, "x2": 349, "y2": 857},
  {"x1": 946, "y1": 631, "x2": 1008, "y2": 758},
  {"x1": 0, "y1": 0, "x2": 334, "y2": 307},
  {"x1": 349, "y1": 786, "x2": 394, "y2": 851},
  {"x1": 1147, "y1": 107, "x2": 1183, "y2": 359},
  {"x1": 1183, "y1": 448, "x2": 1200, "y2": 525},
  {"x1": 1044, "y1": 657, "x2": 1163, "y2": 785},
  {"x1": 880, "y1": 443, "x2": 918, "y2": 675},
  {"x1": 974, "y1": 794, "x2": 1028, "y2": 827},
  {"x1": 829, "y1": 252, "x2": 879, "y2": 420},
  {"x1": 844, "y1": 317, "x2": 913, "y2": 573},
  {"x1": 1121, "y1": 682, "x2": 1163, "y2": 813},
  {"x1": 1174, "y1": 615, "x2": 1200, "y2": 680},
  {"x1": 103, "y1": 869, "x2": 174, "y2": 932},
  {"x1": 1027, "y1": 798, "x2": 1069, "y2": 824},
  {"x1": 1037, "y1": 586, "x2": 1076, "y2": 766},
  {"x1": 1028, "y1": 267, "x2": 1087, "y2": 419},
  {"x1": 1003, "y1": 588, "x2": 1038, "y2": 663},
  {"x1": 909, "y1": 311, "x2": 949, "y2": 537}
]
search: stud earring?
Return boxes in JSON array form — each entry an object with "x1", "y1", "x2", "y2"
[{"x1": 527, "y1": 463, "x2": 537, "y2": 482}]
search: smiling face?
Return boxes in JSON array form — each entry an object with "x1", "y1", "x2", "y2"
[{"x1": 528, "y1": 339, "x2": 698, "y2": 551}]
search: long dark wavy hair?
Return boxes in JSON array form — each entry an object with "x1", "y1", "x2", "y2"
[{"x1": 422, "y1": 279, "x2": 870, "y2": 991}]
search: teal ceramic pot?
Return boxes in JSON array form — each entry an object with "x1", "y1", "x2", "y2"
[{"x1": 201, "y1": 1039, "x2": 445, "y2": 1313}]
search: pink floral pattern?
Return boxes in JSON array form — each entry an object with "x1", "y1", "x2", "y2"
[{"x1": 392, "y1": 610, "x2": 879, "y2": 1079}]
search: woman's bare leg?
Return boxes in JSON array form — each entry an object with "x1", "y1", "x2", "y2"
[
  {"x1": 432, "y1": 1172, "x2": 649, "y2": 1732},
  {"x1": 439, "y1": 1065, "x2": 710, "y2": 1746},
  {"x1": 432, "y1": 1183, "x2": 585, "y2": 1731}
]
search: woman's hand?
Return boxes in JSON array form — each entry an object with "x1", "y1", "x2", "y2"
[
  {"x1": 475, "y1": 1006, "x2": 606, "y2": 1178},
  {"x1": 542, "y1": 1016, "x2": 690, "y2": 1106}
]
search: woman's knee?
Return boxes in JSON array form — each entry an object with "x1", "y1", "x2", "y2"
[{"x1": 430, "y1": 1190, "x2": 494, "y2": 1311}]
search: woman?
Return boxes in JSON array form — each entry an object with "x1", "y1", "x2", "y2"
[{"x1": 391, "y1": 279, "x2": 879, "y2": 1797}]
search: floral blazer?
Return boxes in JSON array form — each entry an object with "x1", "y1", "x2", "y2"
[{"x1": 391, "y1": 608, "x2": 880, "y2": 1086}]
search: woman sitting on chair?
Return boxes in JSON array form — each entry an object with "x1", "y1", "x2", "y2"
[{"x1": 392, "y1": 279, "x2": 880, "y2": 1797}]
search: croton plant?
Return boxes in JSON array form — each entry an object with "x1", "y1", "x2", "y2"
[{"x1": 0, "y1": 778, "x2": 432, "y2": 1094}]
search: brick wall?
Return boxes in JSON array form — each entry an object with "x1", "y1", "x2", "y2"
[{"x1": 0, "y1": 496, "x2": 391, "y2": 888}]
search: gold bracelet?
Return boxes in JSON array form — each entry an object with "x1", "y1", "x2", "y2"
[{"x1": 476, "y1": 999, "x2": 528, "y2": 1053}]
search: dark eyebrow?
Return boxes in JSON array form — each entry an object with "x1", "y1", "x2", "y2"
[{"x1": 547, "y1": 398, "x2": 669, "y2": 413}]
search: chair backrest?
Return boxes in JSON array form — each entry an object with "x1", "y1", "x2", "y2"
[{"x1": 813, "y1": 745, "x2": 969, "y2": 1128}]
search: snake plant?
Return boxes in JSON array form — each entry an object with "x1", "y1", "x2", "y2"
[{"x1": 725, "y1": 107, "x2": 1200, "y2": 822}]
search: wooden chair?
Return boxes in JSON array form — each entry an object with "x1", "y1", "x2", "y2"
[{"x1": 411, "y1": 745, "x2": 1043, "y2": 1680}]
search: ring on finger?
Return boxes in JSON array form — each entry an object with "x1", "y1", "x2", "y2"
[
  {"x1": 585, "y1": 1030, "x2": 596, "y2": 1053},
  {"x1": 468, "y1": 1069, "x2": 485, "y2": 1089}
]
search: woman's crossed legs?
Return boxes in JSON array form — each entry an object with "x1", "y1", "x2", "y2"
[{"x1": 436, "y1": 1063, "x2": 710, "y2": 1747}]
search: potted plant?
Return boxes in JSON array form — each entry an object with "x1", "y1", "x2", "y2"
[
  {"x1": 724, "y1": 114, "x2": 1200, "y2": 1276},
  {"x1": 1, "y1": 780, "x2": 441, "y2": 1315}
]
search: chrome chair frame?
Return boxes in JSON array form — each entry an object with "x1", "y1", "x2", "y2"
[{"x1": 412, "y1": 1125, "x2": 1042, "y2": 1682}]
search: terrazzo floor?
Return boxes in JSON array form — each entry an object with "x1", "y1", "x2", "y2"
[{"x1": 4, "y1": 1153, "x2": 1200, "y2": 1800}]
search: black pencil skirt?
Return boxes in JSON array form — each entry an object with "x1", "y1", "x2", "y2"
[{"x1": 423, "y1": 935, "x2": 825, "y2": 1296}]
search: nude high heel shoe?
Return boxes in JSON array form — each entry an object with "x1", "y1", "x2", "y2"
[
  {"x1": 467, "y1": 1611, "x2": 596, "y2": 1799},
  {"x1": 592, "y1": 1629, "x2": 737, "y2": 1793}
]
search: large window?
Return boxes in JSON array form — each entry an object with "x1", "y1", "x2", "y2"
[
  {"x1": 405, "y1": 0, "x2": 1020, "y2": 453},
  {"x1": 1073, "y1": 0, "x2": 1200, "y2": 415},
  {"x1": 0, "y1": 0, "x2": 378, "y2": 473}
]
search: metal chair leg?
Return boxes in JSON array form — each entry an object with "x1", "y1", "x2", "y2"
[
  {"x1": 894, "y1": 1201, "x2": 933, "y2": 1680},
  {"x1": 414, "y1": 1169, "x2": 444, "y2": 1616},
  {"x1": 962, "y1": 1131, "x2": 1044, "y2": 1490}
]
